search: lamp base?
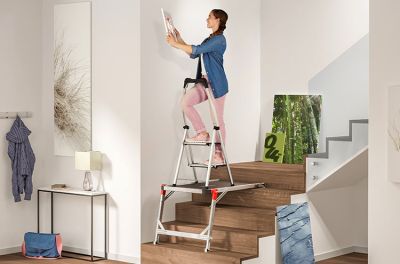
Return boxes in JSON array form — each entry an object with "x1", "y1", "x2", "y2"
[{"x1": 83, "y1": 171, "x2": 93, "y2": 191}]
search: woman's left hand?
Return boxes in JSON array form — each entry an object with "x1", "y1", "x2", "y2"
[{"x1": 166, "y1": 33, "x2": 177, "y2": 47}]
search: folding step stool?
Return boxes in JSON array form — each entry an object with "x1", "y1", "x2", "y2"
[{"x1": 153, "y1": 77, "x2": 265, "y2": 252}]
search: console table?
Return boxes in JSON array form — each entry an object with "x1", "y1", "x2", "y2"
[{"x1": 37, "y1": 187, "x2": 108, "y2": 262}]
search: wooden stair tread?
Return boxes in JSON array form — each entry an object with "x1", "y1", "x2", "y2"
[
  {"x1": 142, "y1": 242, "x2": 254, "y2": 264},
  {"x1": 212, "y1": 161, "x2": 306, "y2": 192},
  {"x1": 177, "y1": 201, "x2": 276, "y2": 215},
  {"x1": 176, "y1": 201, "x2": 276, "y2": 232},
  {"x1": 192, "y1": 187, "x2": 302, "y2": 209},
  {"x1": 160, "y1": 221, "x2": 270, "y2": 255},
  {"x1": 228, "y1": 161, "x2": 304, "y2": 171},
  {"x1": 162, "y1": 221, "x2": 273, "y2": 237}
]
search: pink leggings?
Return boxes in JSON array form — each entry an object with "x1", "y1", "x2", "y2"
[{"x1": 181, "y1": 82, "x2": 226, "y2": 152}]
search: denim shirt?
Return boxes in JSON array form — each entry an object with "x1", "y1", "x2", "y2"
[{"x1": 190, "y1": 34, "x2": 228, "y2": 98}]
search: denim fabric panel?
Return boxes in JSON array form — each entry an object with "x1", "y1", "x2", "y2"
[
  {"x1": 277, "y1": 202, "x2": 315, "y2": 264},
  {"x1": 24, "y1": 232, "x2": 60, "y2": 258}
]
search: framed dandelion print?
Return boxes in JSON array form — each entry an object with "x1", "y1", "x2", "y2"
[
  {"x1": 54, "y1": 2, "x2": 92, "y2": 156},
  {"x1": 388, "y1": 85, "x2": 400, "y2": 182}
]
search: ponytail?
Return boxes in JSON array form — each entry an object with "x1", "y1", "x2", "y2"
[{"x1": 210, "y1": 9, "x2": 228, "y2": 37}]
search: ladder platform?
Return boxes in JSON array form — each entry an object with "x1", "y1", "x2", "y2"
[
  {"x1": 156, "y1": 229, "x2": 210, "y2": 241},
  {"x1": 183, "y1": 141, "x2": 221, "y2": 146},
  {"x1": 163, "y1": 180, "x2": 266, "y2": 194},
  {"x1": 189, "y1": 162, "x2": 226, "y2": 169}
]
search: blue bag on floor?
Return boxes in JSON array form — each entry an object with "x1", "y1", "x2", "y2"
[{"x1": 22, "y1": 232, "x2": 62, "y2": 259}]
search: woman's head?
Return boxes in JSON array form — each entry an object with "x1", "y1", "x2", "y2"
[{"x1": 207, "y1": 9, "x2": 228, "y2": 36}]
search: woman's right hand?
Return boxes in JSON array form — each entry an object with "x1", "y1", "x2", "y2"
[
  {"x1": 174, "y1": 28, "x2": 184, "y2": 44},
  {"x1": 166, "y1": 33, "x2": 177, "y2": 47}
]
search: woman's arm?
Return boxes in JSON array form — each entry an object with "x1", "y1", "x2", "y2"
[
  {"x1": 166, "y1": 33, "x2": 192, "y2": 55},
  {"x1": 191, "y1": 36, "x2": 225, "y2": 56}
]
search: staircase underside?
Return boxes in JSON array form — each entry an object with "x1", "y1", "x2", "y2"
[{"x1": 308, "y1": 147, "x2": 368, "y2": 192}]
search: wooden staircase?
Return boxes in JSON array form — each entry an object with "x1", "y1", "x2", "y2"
[{"x1": 141, "y1": 161, "x2": 306, "y2": 264}]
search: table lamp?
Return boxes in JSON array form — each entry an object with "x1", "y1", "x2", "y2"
[{"x1": 75, "y1": 151, "x2": 102, "y2": 191}]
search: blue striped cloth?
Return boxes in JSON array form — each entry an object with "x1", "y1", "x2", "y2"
[
  {"x1": 277, "y1": 202, "x2": 315, "y2": 264},
  {"x1": 6, "y1": 116, "x2": 36, "y2": 202}
]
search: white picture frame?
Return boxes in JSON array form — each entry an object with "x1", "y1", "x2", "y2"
[
  {"x1": 161, "y1": 8, "x2": 177, "y2": 40},
  {"x1": 54, "y1": 2, "x2": 92, "y2": 156},
  {"x1": 387, "y1": 85, "x2": 400, "y2": 182}
]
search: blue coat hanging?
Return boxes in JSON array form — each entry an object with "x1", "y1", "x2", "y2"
[{"x1": 6, "y1": 116, "x2": 36, "y2": 202}]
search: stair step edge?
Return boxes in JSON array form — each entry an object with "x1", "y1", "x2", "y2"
[
  {"x1": 142, "y1": 242, "x2": 253, "y2": 259},
  {"x1": 176, "y1": 201, "x2": 276, "y2": 212},
  {"x1": 162, "y1": 221, "x2": 274, "y2": 236}
]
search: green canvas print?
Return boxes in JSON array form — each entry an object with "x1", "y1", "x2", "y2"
[
  {"x1": 263, "y1": 132, "x2": 286, "y2": 163},
  {"x1": 272, "y1": 95, "x2": 322, "y2": 164}
]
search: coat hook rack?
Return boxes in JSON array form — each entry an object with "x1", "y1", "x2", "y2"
[{"x1": 0, "y1": 112, "x2": 33, "y2": 119}]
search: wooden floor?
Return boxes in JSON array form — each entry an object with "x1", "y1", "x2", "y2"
[
  {"x1": 317, "y1": 253, "x2": 368, "y2": 264},
  {"x1": 0, "y1": 252, "x2": 367, "y2": 263},
  {"x1": 0, "y1": 253, "x2": 125, "y2": 263}
]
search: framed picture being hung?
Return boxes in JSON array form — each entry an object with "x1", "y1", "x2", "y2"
[{"x1": 54, "y1": 2, "x2": 92, "y2": 156}]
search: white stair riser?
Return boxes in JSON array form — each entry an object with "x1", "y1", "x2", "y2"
[{"x1": 306, "y1": 123, "x2": 368, "y2": 189}]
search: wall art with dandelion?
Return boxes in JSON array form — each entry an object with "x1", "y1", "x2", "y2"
[
  {"x1": 387, "y1": 85, "x2": 400, "y2": 182},
  {"x1": 54, "y1": 2, "x2": 92, "y2": 156}
]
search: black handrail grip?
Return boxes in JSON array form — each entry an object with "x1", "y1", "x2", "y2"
[{"x1": 183, "y1": 78, "x2": 209, "y2": 89}]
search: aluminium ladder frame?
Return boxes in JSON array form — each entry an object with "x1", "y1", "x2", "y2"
[
  {"x1": 153, "y1": 78, "x2": 265, "y2": 252},
  {"x1": 172, "y1": 78, "x2": 234, "y2": 188},
  {"x1": 153, "y1": 182, "x2": 266, "y2": 252}
]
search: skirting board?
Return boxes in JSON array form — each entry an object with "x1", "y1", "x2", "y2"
[
  {"x1": 0, "y1": 246, "x2": 20, "y2": 256},
  {"x1": 315, "y1": 246, "x2": 368, "y2": 261},
  {"x1": 242, "y1": 235, "x2": 280, "y2": 264},
  {"x1": 63, "y1": 246, "x2": 139, "y2": 263},
  {"x1": 0, "y1": 246, "x2": 138, "y2": 263},
  {"x1": 106, "y1": 253, "x2": 139, "y2": 263}
]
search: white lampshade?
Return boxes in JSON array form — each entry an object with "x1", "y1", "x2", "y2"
[{"x1": 75, "y1": 151, "x2": 102, "y2": 171}]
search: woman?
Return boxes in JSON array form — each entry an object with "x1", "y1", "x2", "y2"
[{"x1": 166, "y1": 9, "x2": 229, "y2": 164}]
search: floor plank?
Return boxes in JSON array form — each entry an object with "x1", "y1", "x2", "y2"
[
  {"x1": 0, "y1": 253, "x2": 127, "y2": 263},
  {"x1": 317, "y1": 253, "x2": 368, "y2": 264},
  {"x1": 1, "y1": 251, "x2": 367, "y2": 263}
]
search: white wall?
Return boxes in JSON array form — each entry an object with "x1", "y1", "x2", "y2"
[
  {"x1": 353, "y1": 177, "x2": 368, "y2": 248},
  {"x1": 309, "y1": 35, "x2": 369, "y2": 152},
  {"x1": 293, "y1": 178, "x2": 368, "y2": 260},
  {"x1": 41, "y1": 0, "x2": 140, "y2": 262},
  {"x1": 141, "y1": 0, "x2": 261, "y2": 243},
  {"x1": 0, "y1": 0, "x2": 43, "y2": 254},
  {"x1": 259, "y1": 0, "x2": 369, "y2": 157},
  {"x1": 369, "y1": 0, "x2": 400, "y2": 262},
  {"x1": 258, "y1": 0, "x2": 369, "y2": 260}
]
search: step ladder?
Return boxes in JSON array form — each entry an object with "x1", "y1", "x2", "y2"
[{"x1": 153, "y1": 77, "x2": 265, "y2": 252}]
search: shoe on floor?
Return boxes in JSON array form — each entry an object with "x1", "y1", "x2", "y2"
[{"x1": 186, "y1": 132, "x2": 210, "y2": 143}]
